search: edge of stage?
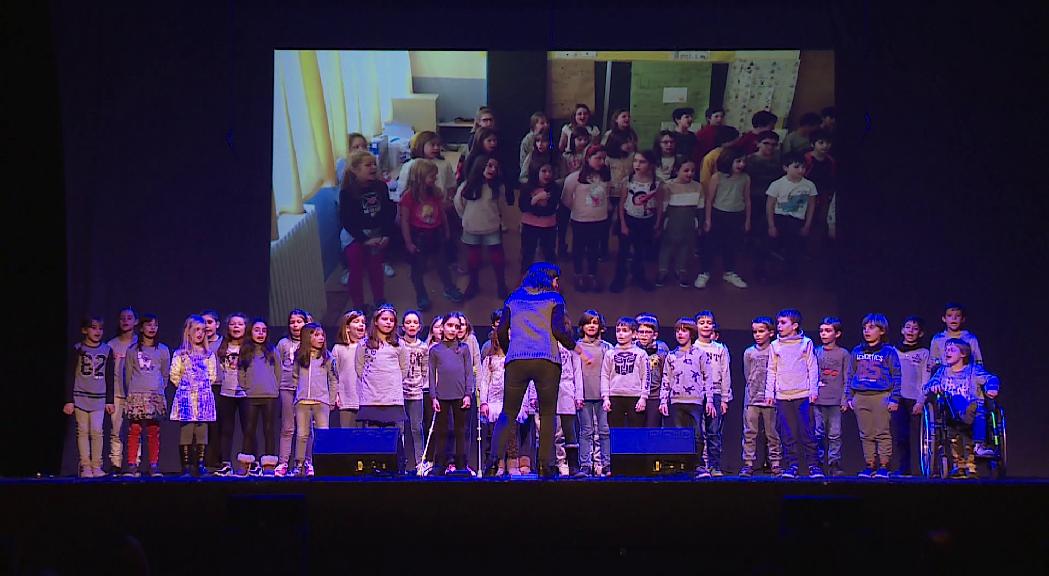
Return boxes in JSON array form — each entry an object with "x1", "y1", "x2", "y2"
[{"x1": 4, "y1": 475, "x2": 1048, "y2": 575}]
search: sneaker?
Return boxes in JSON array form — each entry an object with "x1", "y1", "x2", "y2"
[
  {"x1": 949, "y1": 467, "x2": 968, "y2": 479},
  {"x1": 124, "y1": 464, "x2": 140, "y2": 477},
  {"x1": 828, "y1": 462, "x2": 845, "y2": 477},
  {"x1": 694, "y1": 466, "x2": 711, "y2": 479},
  {"x1": 417, "y1": 296, "x2": 431, "y2": 312},
  {"x1": 678, "y1": 274, "x2": 691, "y2": 288},
  {"x1": 149, "y1": 464, "x2": 163, "y2": 478},
  {"x1": 873, "y1": 467, "x2": 890, "y2": 479},
  {"x1": 247, "y1": 462, "x2": 262, "y2": 477},
  {"x1": 214, "y1": 462, "x2": 233, "y2": 477},
  {"x1": 889, "y1": 470, "x2": 912, "y2": 478},
  {"x1": 770, "y1": 465, "x2": 784, "y2": 477},
  {"x1": 722, "y1": 272, "x2": 748, "y2": 288},
  {"x1": 858, "y1": 466, "x2": 875, "y2": 478},
  {"x1": 709, "y1": 468, "x2": 724, "y2": 477},
  {"x1": 79, "y1": 464, "x2": 93, "y2": 478},
  {"x1": 578, "y1": 467, "x2": 593, "y2": 478},
  {"x1": 693, "y1": 272, "x2": 710, "y2": 289},
  {"x1": 417, "y1": 460, "x2": 434, "y2": 477},
  {"x1": 274, "y1": 463, "x2": 288, "y2": 478},
  {"x1": 443, "y1": 287, "x2": 464, "y2": 303},
  {"x1": 655, "y1": 273, "x2": 668, "y2": 288},
  {"x1": 91, "y1": 466, "x2": 106, "y2": 478},
  {"x1": 738, "y1": 465, "x2": 754, "y2": 477},
  {"x1": 384, "y1": 263, "x2": 396, "y2": 278},
  {"x1": 600, "y1": 468, "x2": 612, "y2": 478},
  {"x1": 609, "y1": 277, "x2": 625, "y2": 293},
  {"x1": 111, "y1": 465, "x2": 124, "y2": 477},
  {"x1": 305, "y1": 461, "x2": 315, "y2": 477},
  {"x1": 808, "y1": 465, "x2": 826, "y2": 479},
  {"x1": 291, "y1": 464, "x2": 304, "y2": 477},
  {"x1": 780, "y1": 466, "x2": 798, "y2": 479},
  {"x1": 973, "y1": 443, "x2": 997, "y2": 458}
]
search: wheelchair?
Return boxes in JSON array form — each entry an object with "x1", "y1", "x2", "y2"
[{"x1": 920, "y1": 392, "x2": 1006, "y2": 479}]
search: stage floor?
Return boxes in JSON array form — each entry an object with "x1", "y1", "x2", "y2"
[{"x1": 4, "y1": 475, "x2": 1047, "y2": 575}]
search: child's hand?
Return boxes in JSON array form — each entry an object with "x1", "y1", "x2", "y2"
[
  {"x1": 62, "y1": 403, "x2": 74, "y2": 415},
  {"x1": 703, "y1": 219, "x2": 711, "y2": 233},
  {"x1": 886, "y1": 400, "x2": 898, "y2": 412},
  {"x1": 911, "y1": 402, "x2": 923, "y2": 416},
  {"x1": 105, "y1": 404, "x2": 115, "y2": 415},
  {"x1": 846, "y1": 400, "x2": 854, "y2": 411},
  {"x1": 432, "y1": 398, "x2": 441, "y2": 413},
  {"x1": 620, "y1": 224, "x2": 630, "y2": 236},
  {"x1": 576, "y1": 346, "x2": 593, "y2": 365},
  {"x1": 480, "y1": 403, "x2": 489, "y2": 419},
  {"x1": 840, "y1": 403, "x2": 849, "y2": 413},
  {"x1": 810, "y1": 394, "x2": 819, "y2": 404},
  {"x1": 764, "y1": 395, "x2": 775, "y2": 406},
  {"x1": 768, "y1": 226, "x2": 778, "y2": 238},
  {"x1": 602, "y1": 398, "x2": 611, "y2": 412},
  {"x1": 576, "y1": 400, "x2": 584, "y2": 411},
  {"x1": 462, "y1": 395, "x2": 471, "y2": 409},
  {"x1": 721, "y1": 401, "x2": 729, "y2": 415},
  {"x1": 659, "y1": 403, "x2": 669, "y2": 417},
  {"x1": 634, "y1": 397, "x2": 646, "y2": 413},
  {"x1": 406, "y1": 242, "x2": 419, "y2": 254},
  {"x1": 705, "y1": 402, "x2": 717, "y2": 418}
]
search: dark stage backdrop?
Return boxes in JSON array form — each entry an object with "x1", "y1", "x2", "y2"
[{"x1": 9, "y1": 1, "x2": 1046, "y2": 477}]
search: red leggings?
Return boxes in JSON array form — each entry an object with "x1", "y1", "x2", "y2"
[
  {"x1": 344, "y1": 242, "x2": 387, "y2": 307},
  {"x1": 466, "y1": 244, "x2": 506, "y2": 276},
  {"x1": 128, "y1": 420, "x2": 161, "y2": 465}
]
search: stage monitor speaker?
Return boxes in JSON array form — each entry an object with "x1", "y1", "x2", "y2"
[
  {"x1": 609, "y1": 427, "x2": 697, "y2": 476},
  {"x1": 313, "y1": 428, "x2": 399, "y2": 476}
]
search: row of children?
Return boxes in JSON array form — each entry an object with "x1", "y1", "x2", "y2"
[
  {"x1": 338, "y1": 104, "x2": 838, "y2": 314},
  {"x1": 67, "y1": 301, "x2": 994, "y2": 479}
]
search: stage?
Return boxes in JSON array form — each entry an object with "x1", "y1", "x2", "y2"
[{"x1": 4, "y1": 475, "x2": 1047, "y2": 575}]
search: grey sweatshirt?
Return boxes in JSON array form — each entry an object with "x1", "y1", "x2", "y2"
[
  {"x1": 742, "y1": 344, "x2": 771, "y2": 406},
  {"x1": 896, "y1": 344, "x2": 930, "y2": 401},
  {"x1": 602, "y1": 343, "x2": 650, "y2": 398},
  {"x1": 929, "y1": 330, "x2": 983, "y2": 371},
  {"x1": 695, "y1": 339, "x2": 732, "y2": 402},
  {"x1": 661, "y1": 345, "x2": 711, "y2": 406},
  {"x1": 814, "y1": 345, "x2": 851, "y2": 406},
  {"x1": 355, "y1": 339, "x2": 409, "y2": 406},
  {"x1": 241, "y1": 349, "x2": 280, "y2": 399},
  {"x1": 107, "y1": 336, "x2": 137, "y2": 399},
  {"x1": 276, "y1": 337, "x2": 301, "y2": 391},
  {"x1": 578, "y1": 338, "x2": 612, "y2": 400},
  {"x1": 122, "y1": 343, "x2": 171, "y2": 397},
  {"x1": 401, "y1": 337, "x2": 429, "y2": 401},
  {"x1": 428, "y1": 340, "x2": 476, "y2": 400},
  {"x1": 291, "y1": 355, "x2": 338, "y2": 405},
  {"x1": 67, "y1": 342, "x2": 114, "y2": 411},
  {"x1": 764, "y1": 333, "x2": 819, "y2": 401}
]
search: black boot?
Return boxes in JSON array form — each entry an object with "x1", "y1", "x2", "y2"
[
  {"x1": 567, "y1": 446, "x2": 586, "y2": 479},
  {"x1": 481, "y1": 457, "x2": 500, "y2": 478},
  {"x1": 179, "y1": 445, "x2": 193, "y2": 477},
  {"x1": 195, "y1": 444, "x2": 208, "y2": 477},
  {"x1": 538, "y1": 461, "x2": 560, "y2": 479}
]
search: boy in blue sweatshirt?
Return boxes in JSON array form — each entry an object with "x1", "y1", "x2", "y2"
[{"x1": 845, "y1": 313, "x2": 902, "y2": 478}]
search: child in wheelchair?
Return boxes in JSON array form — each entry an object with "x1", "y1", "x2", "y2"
[{"x1": 923, "y1": 338, "x2": 1000, "y2": 476}]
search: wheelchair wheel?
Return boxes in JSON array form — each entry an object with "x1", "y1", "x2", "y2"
[
  {"x1": 921, "y1": 402, "x2": 949, "y2": 479},
  {"x1": 986, "y1": 407, "x2": 1007, "y2": 480}
]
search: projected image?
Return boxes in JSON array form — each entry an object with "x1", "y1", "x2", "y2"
[{"x1": 270, "y1": 50, "x2": 836, "y2": 330}]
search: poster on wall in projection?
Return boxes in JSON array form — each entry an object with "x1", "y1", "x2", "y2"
[
  {"x1": 722, "y1": 57, "x2": 801, "y2": 132},
  {"x1": 547, "y1": 59, "x2": 595, "y2": 121},
  {"x1": 629, "y1": 61, "x2": 712, "y2": 147}
]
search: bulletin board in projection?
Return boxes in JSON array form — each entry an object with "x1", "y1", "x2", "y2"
[{"x1": 629, "y1": 62, "x2": 712, "y2": 148}]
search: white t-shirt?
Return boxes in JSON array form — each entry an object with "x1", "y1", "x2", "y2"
[
  {"x1": 766, "y1": 176, "x2": 818, "y2": 220},
  {"x1": 665, "y1": 180, "x2": 702, "y2": 207},
  {"x1": 623, "y1": 179, "x2": 659, "y2": 219}
]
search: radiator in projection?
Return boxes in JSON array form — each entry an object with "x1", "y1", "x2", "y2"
[{"x1": 269, "y1": 204, "x2": 327, "y2": 325}]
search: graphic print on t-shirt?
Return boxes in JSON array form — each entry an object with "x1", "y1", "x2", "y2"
[
  {"x1": 613, "y1": 351, "x2": 637, "y2": 376},
  {"x1": 136, "y1": 351, "x2": 155, "y2": 372},
  {"x1": 79, "y1": 350, "x2": 107, "y2": 378}
]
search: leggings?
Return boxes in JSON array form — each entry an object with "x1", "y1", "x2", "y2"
[
  {"x1": 217, "y1": 395, "x2": 250, "y2": 464},
  {"x1": 127, "y1": 419, "x2": 160, "y2": 466},
  {"x1": 520, "y1": 224, "x2": 557, "y2": 273},
  {"x1": 571, "y1": 220, "x2": 606, "y2": 275},
  {"x1": 614, "y1": 215, "x2": 654, "y2": 281},
  {"x1": 433, "y1": 399, "x2": 468, "y2": 469},
  {"x1": 243, "y1": 397, "x2": 277, "y2": 457},
  {"x1": 344, "y1": 241, "x2": 387, "y2": 308},
  {"x1": 710, "y1": 208, "x2": 745, "y2": 273},
  {"x1": 74, "y1": 407, "x2": 104, "y2": 468},
  {"x1": 491, "y1": 359, "x2": 561, "y2": 470}
]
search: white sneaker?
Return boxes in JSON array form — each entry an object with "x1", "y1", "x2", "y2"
[
  {"x1": 383, "y1": 263, "x2": 396, "y2": 278},
  {"x1": 723, "y1": 272, "x2": 748, "y2": 288},
  {"x1": 417, "y1": 460, "x2": 434, "y2": 477},
  {"x1": 274, "y1": 462, "x2": 288, "y2": 478},
  {"x1": 693, "y1": 272, "x2": 711, "y2": 289}
]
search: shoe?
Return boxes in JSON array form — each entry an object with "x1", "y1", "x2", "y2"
[
  {"x1": 79, "y1": 464, "x2": 93, "y2": 478},
  {"x1": 678, "y1": 274, "x2": 691, "y2": 288},
  {"x1": 722, "y1": 272, "x2": 748, "y2": 288},
  {"x1": 889, "y1": 470, "x2": 912, "y2": 478},
  {"x1": 417, "y1": 296, "x2": 431, "y2": 312},
  {"x1": 384, "y1": 263, "x2": 396, "y2": 278},
  {"x1": 464, "y1": 466, "x2": 477, "y2": 478},
  {"x1": 507, "y1": 457, "x2": 520, "y2": 476},
  {"x1": 91, "y1": 466, "x2": 106, "y2": 478},
  {"x1": 858, "y1": 466, "x2": 875, "y2": 478},
  {"x1": 179, "y1": 446, "x2": 193, "y2": 477},
  {"x1": 291, "y1": 463, "x2": 304, "y2": 477},
  {"x1": 539, "y1": 464, "x2": 560, "y2": 479},
  {"x1": 694, "y1": 466, "x2": 711, "y2": 479},
  {"x1": 481, "y1": 459, "x2": 500, "y2": 478},
  {"x1": 195, "y1": 445, "x2": 209, "y2": 477},
  {"x1": 873, "y1": 467, "x2": 889, "y2": 479},
  {"x1": 305, "y1": 461, "x2": 315, "y2": 477},
  {"x1": 214, "y1": 461, "x2": 233, "y2": 477},
  {"x1": 738, "y1": 465, "x2": 753, "y2": 477},
  {"x1": 780, "y1": 466, "x2": 798, "y2": 479},
  {"x1": 149, "y1": 464, "x2": 163, "y2": 478},
  {"x1": 770, "y1": 465, "x2": 784, "y2": 477},
  {"x1": 417, "y1": 460, "x2": 434, "y2": 477},
  {"x1": 949, "y1": 467, "x2": 968, "y2": 479},
  {"x1": 247, "y1": 462, "x2": 262, "y2": 477},
  {"x1": 600, "y1": 468, "x2": 612, "y2": 477},
  {"x1": 590, "y1": 275, "x2": 603, "y2": 293},
  {"x1": 655, "y1": 273, "x2": 667, "y2": 287},
  {"x1": 578, "y1": 467, "x2": 593, "y2": 478},
  {"x1": 693, "y1": 272, "x2": 710, "y2": 289},
  {"x1": 517, "y1": 457, "x2": 531, "y2": 475},
  {"x1": 443, "y1": 287, "x2": 464, "y2": 303},
  {"x1": 111, "y1": 465, "x2": 123, "y2": 477},
  {"x1": 808, "y1": 465, "x2": 826, "y2": 479},
  {"x1": 973, "y1": 443, "x2": 997, "y2": 458},
  {"x1": 124, "y1": 464, "x2": 139, "y2": 477},
  {"x1": 274, "y1": 462, "x2": 288, "y2": 478},
  {"x1": 709, "y1": 467, "x2": 724, "y2": 477},
  {"x1": 428, "y1": 464, "x2": 446, "y2": 477},
  {"x1": 260, "y1": 455, "x2": 278, "y2": 477},
  {"x1": 462, "y1": 282, "x2": 479, "y2": 301},
  {"x1": 609, "y1": 277, "x2": 625, "y2": 293}
]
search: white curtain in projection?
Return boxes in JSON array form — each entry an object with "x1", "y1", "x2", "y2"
[
  {"x1": 273, "y1": 50, "x2": 412, "y2": 217},
  {"x1": 723, "y1": 53, "x2": 801, "y2": 132}
]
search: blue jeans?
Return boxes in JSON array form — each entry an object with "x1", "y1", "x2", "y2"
[
  {"x1": 578, "y1": 400, "x2": 609, "y2": 471},
  {"x1": 812, "y1": 404, "x2": 842, "y2": 466},
  {"x1": 402, "y1": 399, "x2": 423, "y2": 471},
  {"x1": 703, "y1": 394, "x2": 724, "y2": 469}
]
